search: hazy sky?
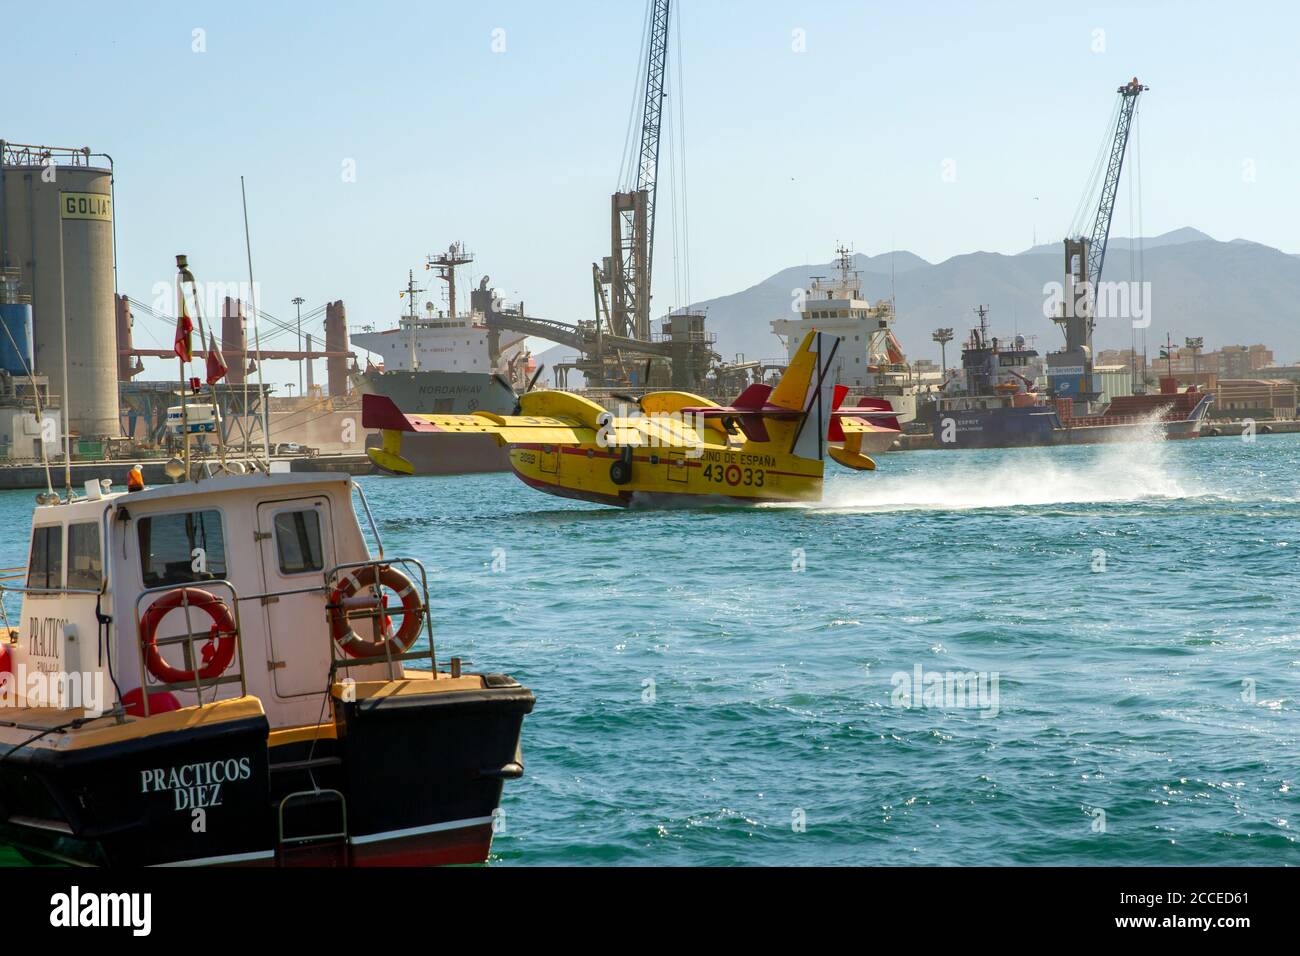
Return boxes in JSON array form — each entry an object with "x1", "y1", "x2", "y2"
[{"x1": 6, "y1": 0, "x2": 1297, "y2": 387}]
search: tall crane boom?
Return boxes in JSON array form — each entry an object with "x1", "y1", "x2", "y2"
[
  {"x1": 1049, "y1": 77, "x2": 1147, "y2": 404},
  {"x1": 1083, "y1": 77, "x2": 1146, "y2": 289},
  {"x1": 635, "y1": 0, "x2": 672, "y2": 300},
  {"x1": 604, "y1": 0, "x2": 673, "y2": 348}
]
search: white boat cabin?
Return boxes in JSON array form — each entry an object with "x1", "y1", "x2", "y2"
[{"x1": 4, "y1": 473, "x2": 414, "y2": 729}]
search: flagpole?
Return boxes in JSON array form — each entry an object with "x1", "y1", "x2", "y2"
[
  {"x1": 176, "y1": 257, "x2": 190, "y2": 482},
  {"x1": 241, "y1": 176, "x2": 271, "y2": 468}
]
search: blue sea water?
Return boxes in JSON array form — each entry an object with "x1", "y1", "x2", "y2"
[{"x1": 2, "y1": 434, "x2": 1296, "y2": 865}]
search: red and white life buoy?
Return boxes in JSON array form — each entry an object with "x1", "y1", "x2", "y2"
[
  {"x1": 328, "y1": 565, "x2": 423, "y2": 659},
  {"x1": 139, "y1": 588, "x2": 238, "y2": 685}
]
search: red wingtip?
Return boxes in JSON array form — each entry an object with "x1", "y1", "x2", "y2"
[
  {"x1": 832, "y1": 384, "x2": 849, "y2": 411},
  {"x1": 362, "y1": 392, "x2": 414, "y2": 431}
]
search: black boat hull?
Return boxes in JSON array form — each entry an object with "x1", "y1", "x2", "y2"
[{"x1": 0, "y1": 678, "x2": 534, "y2": 867}]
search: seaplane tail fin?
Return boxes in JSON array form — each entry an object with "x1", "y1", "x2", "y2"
[
  {"x1": 769, "y1": 330, "x2": 841, "y2": 460},
  {"x1": 361, "y1": 394, "x2": 415, "y2": 474}
]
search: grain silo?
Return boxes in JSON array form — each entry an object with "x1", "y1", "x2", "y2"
[{"x1": 0, "y1": 141, "x2": 120, "y2": 437}]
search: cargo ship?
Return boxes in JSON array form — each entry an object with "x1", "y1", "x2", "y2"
[
  {"x1": 351, "y1": 244, "x2": 535, "y2": 474},
  {"x1": 771, "y1": 245, "x2": 919, "y2": 432},
  {"x1": 933, "y1": 307, "x2": 1212, "y2": 449}
]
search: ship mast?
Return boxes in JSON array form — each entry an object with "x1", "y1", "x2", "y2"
[
  {"x1": 403, "y1": 269, "x2": 419, "y2": 370},
  {"x1": 427, "y1": 242, "x2": 474, "y2": 323}
]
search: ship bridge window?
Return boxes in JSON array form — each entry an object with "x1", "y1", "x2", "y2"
[
  {"x1": 26, "y1": 525, "x2": 63, "y2": 591},
  {"x1": 274, "y1": 509, "x2": 324, "y2": 575},
  {"x1": 67, "y1": 522, "x2": 102, "y2": 590},
  {"x1": 137, "y1": 510, "x2": 227, "y2": 589}
]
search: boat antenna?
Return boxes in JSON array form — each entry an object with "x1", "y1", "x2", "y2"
[
  {"x1": 0, "y1": 306, "x2": 54, "y2": 501},
  {"x1": 240, "y1": 176, "x2": 271, "y2": 469}
]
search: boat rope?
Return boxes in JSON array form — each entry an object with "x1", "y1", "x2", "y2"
[
  {"x1": 301, "y1": 659, "x2": 340, "y2": 796},
  {"x1": 95, "y1": 589, "x2": 127, "y2": 724},
  {"x1": 0, "y1": 715, "x2": 99, "y2": 765}
]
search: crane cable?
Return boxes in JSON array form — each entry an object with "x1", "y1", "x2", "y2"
[
  {"x1": 1067, "y1": 97, "x2": 1122, "y2": 239},
  {"x1": 617, "y1": 0, "x2": 656, "y2": 190}
]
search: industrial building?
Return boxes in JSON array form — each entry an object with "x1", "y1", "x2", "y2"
[{"x1": 0, "y1": 141, "x2": 118, "y2": 439}]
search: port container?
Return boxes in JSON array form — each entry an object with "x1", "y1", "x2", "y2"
[
  {"x1": 166, "y1": 403, "x2": 217, "y2": 435},
  {"x1": 0, "y1": 301, "x2": 32, "y2": 374}
]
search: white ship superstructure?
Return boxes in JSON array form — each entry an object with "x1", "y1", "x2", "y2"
[
  {"x1": 771, "y1": 246, "x2": 918, "y2": 423},
  {"x1": 351, "y1": 312, "x2": 530, "y2": 381}
]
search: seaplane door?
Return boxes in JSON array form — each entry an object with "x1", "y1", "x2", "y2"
[
  {"x1": 539, "y1": 445, "x2": 559, "y2": 475},
  {"x1": 256, "y1": 497, "x2": 336, "y2": 698}
]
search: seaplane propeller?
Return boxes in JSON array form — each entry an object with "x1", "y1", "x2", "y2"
[
  {"x1": 505, "y1": 364, "x2": 547, "y2": 415},
  {"x1": 611, "y1": 359, "x2": 655, "y2": 412}
]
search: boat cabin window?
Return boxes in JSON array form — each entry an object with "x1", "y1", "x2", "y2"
[
  {"x1": 274, "y1": 508, "x2": 324, "y2": 574},
  {"x1": 67, "y1": 522, "x2": 103, "y2": 590},
  {"x1": 137, "y1": 510, "x2": 227, "y2": 588},
  {"x1": 26, "y1": 525, "x2": 62, "y2": 591}
]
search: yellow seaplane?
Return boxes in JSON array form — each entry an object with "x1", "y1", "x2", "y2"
[{"x1": 362, "y1": 330, "x2": 901, "y2": 508}]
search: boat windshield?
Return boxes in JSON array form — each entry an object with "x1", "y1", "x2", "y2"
[{"x1": 137, "y1": 509, "x2": 228, "y2": 588}]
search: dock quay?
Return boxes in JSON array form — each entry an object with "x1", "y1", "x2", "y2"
[
  {"x1": 0, "y1": 452, "x2": 374, "y2": 491},
  {"x1": 888, "y1": 419, "x2": 1300, "y2": 452}
]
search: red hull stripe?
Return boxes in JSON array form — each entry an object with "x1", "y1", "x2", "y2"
[
  {"x1": 152, "y1": 819, "x2": 496, "y2": 867},
  {"x1": 349, "y1": 821, "x2": 495, "y2": 867}
]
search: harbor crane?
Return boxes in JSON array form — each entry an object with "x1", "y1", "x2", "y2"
[
  {"x1": 603, "y1": 0, "x2": 672, "y2": 344},
  {"x1": 1050, "y1": 77, "x2": 1146, "y2": 400}
]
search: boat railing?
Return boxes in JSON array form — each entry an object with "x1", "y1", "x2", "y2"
[
  {"x1": 133, "y1": 579, "x2": 249, "y2": 717},
  {"x1": 322, "y1": 556, "x2": 437, "y2": 675}
]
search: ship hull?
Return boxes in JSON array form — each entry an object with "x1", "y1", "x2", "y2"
[
  {"x1": 354, "y1": 369, "x2": 516, "y2": 416},
  {"x1": 0, "y1": 680, "x2": 533, "y2": 867},
  {"x1": 932, "y1": 406, "x2": 1205, "y2": 450}
]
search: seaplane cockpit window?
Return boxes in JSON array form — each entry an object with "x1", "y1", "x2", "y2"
[
  {"x1": 67, "y1": 522, "x2": 103, "y2": 590},
  {"x1": 26, "y1": 525, "x2": 63, "y2": 591},
  {"x1": 137, "y1": 510, "x2": 227, "y2": 588},
  {"x1": 274, "y1": 509, "x2": 324, "y2": 575}
]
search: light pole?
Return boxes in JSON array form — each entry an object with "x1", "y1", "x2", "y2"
[
  {"x1": 932, "y1": 328, "x2": 954, "y2": 377},
  {"x1": 292, "y1": 296, "x2": 306, "y2": 396},
  {"x1": 1185, "y1": 336, "x2": 1204, "y2": 386}
]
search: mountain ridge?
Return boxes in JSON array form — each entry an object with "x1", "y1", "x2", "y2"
[{"x1": 535, "y1": 229, "x2": 1300, "y2": 381}]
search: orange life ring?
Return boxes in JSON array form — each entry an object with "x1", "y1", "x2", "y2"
[
  {"x1": 140, "y1": 588, "x2": 237, "y2": 685},
  {"x1": 328, "y1": 565, "x2": 423, "y2": 659}
]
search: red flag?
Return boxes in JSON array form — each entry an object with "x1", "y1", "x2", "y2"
[
  {"x1": 174, "y1": 295, "x2": 194, "y2": 362},
  {"x1": 205, "y1": 332, "x2": 228, "y2": 385}
]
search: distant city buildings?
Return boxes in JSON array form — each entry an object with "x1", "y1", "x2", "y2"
[
  {"x1": 1095, "y1": 343, "x2": 1276, "y2": 380},
  {"x1": 1093, "y1": 342, "x2": 1298, "y2": 419}
]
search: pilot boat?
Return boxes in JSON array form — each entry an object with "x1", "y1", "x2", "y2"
[{"x1": 0, "y1": 466, "x2": 534, "y2": 866}]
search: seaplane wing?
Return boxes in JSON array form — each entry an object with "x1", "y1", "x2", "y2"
[
  {"x1": 363, "y1": 394, "x2": 597, "y2": 473},
  {"x1": 363, "y1": 395, "x2": 594, "y2": 444},
  {"x1": 835, "y1": 416, "x2": 899, "y2": 434}
]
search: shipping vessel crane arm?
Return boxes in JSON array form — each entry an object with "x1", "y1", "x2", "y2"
[{"x1": 1081, "y1": 77, "x2": 1147, "y2": 292}]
